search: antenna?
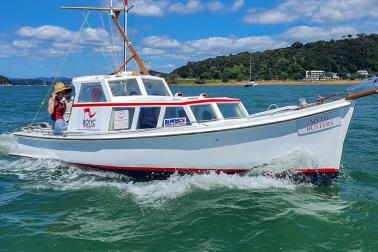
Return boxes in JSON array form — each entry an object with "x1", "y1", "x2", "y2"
[{"x1": 61, "y1": 4, "x2": 149, "y2": 76}]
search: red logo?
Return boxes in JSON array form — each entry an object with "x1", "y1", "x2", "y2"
[{"x1": 84, "y1": 108, "x2": 96, "y2": 119}]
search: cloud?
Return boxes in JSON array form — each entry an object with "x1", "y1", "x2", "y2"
[
  {"x1": 140, "y1": 47, "x2": 167, "y2": 56},
  {"x1": 282, "y1": 26, "x2": 358, "y2": 42},
  {"x1": 104, "y1": 0, "x2": 167, "y2": 17},
  {"x1": 232, "y1": 0, "x2": 244, "y2": 11},
  {"x1": 12, "y1": 40, "x2": 38, "y2": 49},
  {"x1": 207, "y1": 1, "x2": 225, "y2": 12},
  {"x1": 244, "y1": 9, "x2": 296, "y2": 24},
  {"x1": 169, "y1": 0, "x2": 202, "y2": 14},
  {"x1": 0, "y1": 42, "x2": 17, "y2": 58},
  {"x1": 11, "y1": 25, "x2": 115, "y2": 58},
  {"x1": 132, "y1": 0, "x2": 167, "y2": 17},
  {"x1": 142, "y1": 35, "x2": 181, "y2": 49},
  {"x1": 141, "y1": 34, "x2": 287, "y2": 63},
  {"x1": 16, "y1": 25, "x2": 74, "y2": 42},
  {"x1": 243, "y1": 0, "x2": 378, "y2": 25},
  {"x1": 103, "y1": 0, "x2": 244, "y2": 17}
]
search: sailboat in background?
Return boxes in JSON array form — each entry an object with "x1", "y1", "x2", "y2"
[{"x1": 244, "y1": 52, "x2": 258, "y2": 87}]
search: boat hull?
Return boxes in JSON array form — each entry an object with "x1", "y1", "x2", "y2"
[{"x1": 14, "y1": 100, "x2": 355, "y2": 183}]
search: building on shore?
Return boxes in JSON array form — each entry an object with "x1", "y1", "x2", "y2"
[
  {"x1": 305, "y1": 70, "x2": 325, "y2": 81},
  {"x1": 338, "y1": 72, "x2": 351, "y2": 80},
  {"x1": 332, "y1": 72, "x2": 340, "y2": 80},
  {"x1": 357, "y1": 70, "x2": 368, "y2": 79}
]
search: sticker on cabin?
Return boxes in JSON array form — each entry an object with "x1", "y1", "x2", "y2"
[
  {"x1": 79, "y1": 107, "x2": 102, "y2": 130},
  {"x1": 114, "y1": 110, "x2": 129, "y2": 130},
  {"x1": 297, "y1": 111, "x2": 341, "y2": 136},
  {"x1": 163, "y1": 117, "x2": 186, "y2": 127}
]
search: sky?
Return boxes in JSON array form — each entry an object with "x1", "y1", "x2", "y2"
[{"x1": 1, "y1": 0, "x2": 377, "y2": 78}]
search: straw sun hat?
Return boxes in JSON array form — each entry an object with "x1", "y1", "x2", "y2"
[{"x1": 53, "y1": 82, "x2": 71, "y2": 94}]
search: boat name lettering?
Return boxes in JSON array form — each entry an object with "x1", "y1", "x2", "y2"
[
  {"x1": 163, "y1": 117, "x2": 186, "y2": 127},
  {"x1": 297, "y1": 111, "x2": 340, "y2": 136}
]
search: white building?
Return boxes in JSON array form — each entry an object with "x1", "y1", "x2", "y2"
[
  {"x1": 305, "y1": 70, "x2": 325, "y2": 81},
  {"x1": 332, "y1": 73, "x2": 340, "y2": 80},
  {"x1": 357, "y1": 70, "x2": 368, "y2": 78}
]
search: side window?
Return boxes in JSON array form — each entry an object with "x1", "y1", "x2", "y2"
[
  {"x1": 109, "y1": 107, "x2": 135, "y2": 131},
  {"x1": 163, "y1": 107, "x2": 190, "y2": 127},
  {"x1": 217, "y1": 103, "x2": 247, "y2": 119},
  {"x1": 191, "y1": 104, "x2": 217, "y2": 122},
  {"x1": 137, "y1": 107, "x2": 161, "y2": 129},
  {"x1": 78, "y1": 82, "x2": 106, "y2": 103},
  {"x1": 109, "y1": 79, "x2": 142, "y2": 96}
]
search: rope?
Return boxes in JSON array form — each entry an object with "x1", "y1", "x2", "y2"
[
  {"x1": 84, "y1": 13, "x2": 115, "y2": 73},
  {"x1": 99, "y1": 12, "x2": 118, "y2": 70},
  {"x1": 108, "y1": 12, "x2": 119, "y2": 68},
  {"x1": 31, "y1": 12, "x2": 91, "y2": 125}
]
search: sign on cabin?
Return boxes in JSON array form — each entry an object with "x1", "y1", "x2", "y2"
[
  {"x1": 78, "y1": 107, "x2": 102, "y2": 130},
  {"x1": 114, "y1": 110, "x2": 129, "y2": 130},
  {"x1": 163, "y1": 117, "x2": 187, "y2": 127}
]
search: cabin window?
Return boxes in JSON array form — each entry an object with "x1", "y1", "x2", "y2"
[
  {"x1": 78, "y1": 82, "x2": 106, "y2": 103},
  {"x1": 217, "y1": 103, "x2": 247, "y2": 119},
  {"x1": 109, "y1": 107, "x2": 135, "y2": 131},
  {"x1": 142, "y1": 78, "x2": 170, "y2": 96},
  {"x1": 109, "y1": 79, "x2": 142, "y2": 96},
  {"x1": 163, "y1": 107, "x2": 190, "y2": 127},
  {"x1": 191, "y1": 104, "x2": 217, "y2": 122},
  {"x1": 137, "y1": 107, "x2": 161, "y2": 129}
]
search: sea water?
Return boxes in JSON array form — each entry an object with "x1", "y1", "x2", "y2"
[{"x1": 0, "y1": 85, "x2": 378, "y2": 251}]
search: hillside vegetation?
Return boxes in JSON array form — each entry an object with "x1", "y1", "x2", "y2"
[
  {"x1": 0, "y1": 75, "x2": 13, "y2": 85},
  {"x1": 170, "y1": 34, "x2": 378, "y2": 82}
]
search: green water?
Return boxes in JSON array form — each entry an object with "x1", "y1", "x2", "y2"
[{"x1": 1, "y1": 85, "x2": 378, "y2": 251}]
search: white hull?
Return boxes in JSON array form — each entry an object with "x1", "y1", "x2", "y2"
[{"x1": 14, "y1": 99, "x2": 355, "y2": 180}]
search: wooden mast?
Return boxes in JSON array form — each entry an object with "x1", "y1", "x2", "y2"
[{"x1": 61, "y1": 6, "x2": 149, "y2": 76}]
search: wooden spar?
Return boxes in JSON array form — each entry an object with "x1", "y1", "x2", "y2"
[
  {"x1": 112, "y1": 11, "x2": 149, "y2": 75},
  {"x1": 115, "y1": 55, "x2": 134, "y2": 76},
  {"x1": 345, "y1": 89, "x2": 378, "y2": 100},
  {"x1": 61, "y1": 6, "x2": 149, "y2": 76},
  {"x1": 61, "y1": 6, "x2": 125, "y2": 12}
]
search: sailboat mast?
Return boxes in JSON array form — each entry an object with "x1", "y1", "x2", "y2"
[
  {"x1": 249, "y1": 52, "x2": 252, "y2": 81},
  {"x1": 123, "y1": 0, "x2": 128, "y2": 72}
]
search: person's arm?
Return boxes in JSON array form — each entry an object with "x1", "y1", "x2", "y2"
[{"x1": 47, "y1": 93, "x2": 57, "y2": 115}]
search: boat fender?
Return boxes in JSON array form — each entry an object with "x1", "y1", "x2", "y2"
[{"x1": 174, "y1": 92, "x2": 184, "y2": 97}]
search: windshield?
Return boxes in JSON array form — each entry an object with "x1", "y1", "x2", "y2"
[
  {"x1": 109, "y1": 79, "x2": 142, "y2": 96},
  {"x1": 217, "y1": 103, "x2": 247, "y2": 119},
  {"x1": 142, "y1": 78, "x2": 170, "y2": 96}
]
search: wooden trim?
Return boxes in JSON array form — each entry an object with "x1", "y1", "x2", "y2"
[
  {"x1": 112, "y1": 12, "x2": 149, "y2": 75},
  {"x1": 345, "y1": 89, "x2": 378, "y2": 100}
]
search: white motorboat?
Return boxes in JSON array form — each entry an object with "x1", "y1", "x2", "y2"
[
  {"x1": 11, "y1": 4, "x2": 378, "y2": 184},
  {"x1": 243, "y1": 81, "x2": 258, "y2": 87}
]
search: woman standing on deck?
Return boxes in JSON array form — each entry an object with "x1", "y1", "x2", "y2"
[{"x1": 48, "y1": 82, "x2": 70, "y2": 135}]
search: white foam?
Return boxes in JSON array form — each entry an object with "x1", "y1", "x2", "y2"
[
  {"x1": 0, "y1": 154, "x2": 297, "y2": 207},
  {"x1": 0, "y1": 133, "x2": 18, "y2": 155},
  {"x1": 124, "y1": 173, "x2": 295, "y2": 206}
]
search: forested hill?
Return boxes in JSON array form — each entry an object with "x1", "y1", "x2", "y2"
[
  {"x1": 170, "y1": 34, "x2": 378, "y2": 81},
  {"x1": 0, "y1": 75, "x2": 13, "y2": 85}
]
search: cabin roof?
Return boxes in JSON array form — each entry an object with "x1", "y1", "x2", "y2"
[{"x1": 72, "y1": 71, "x2": 158, "y2": 82}]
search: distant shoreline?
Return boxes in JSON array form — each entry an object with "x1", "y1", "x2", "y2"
[
  {"x1": 169, "y1": 80, "x2": 361, "y2": 86},
  {"x1": 1, "y1": 79, "x2": 363, "y2": 87}
]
